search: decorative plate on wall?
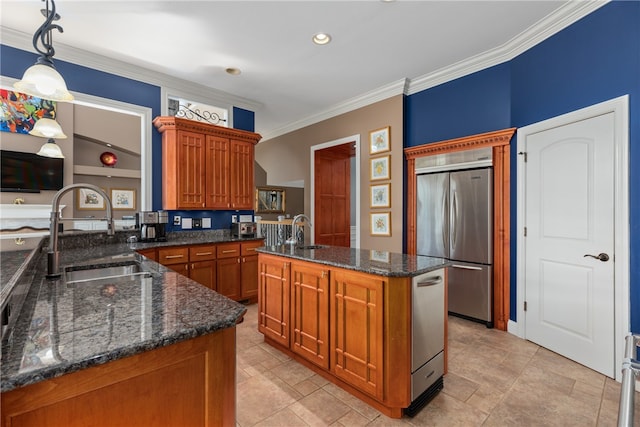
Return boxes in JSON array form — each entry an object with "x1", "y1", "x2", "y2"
[{"x1": 100, "y1": 151, "x2": 117, "y2": 167}]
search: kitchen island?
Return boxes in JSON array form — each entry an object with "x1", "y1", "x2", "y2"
[
  {"x1": 0, "y1": 231, "x2": 259, "y2": 427},
  {"x1": 256, "y1": 245, "x2": 449, "y2": 418}
]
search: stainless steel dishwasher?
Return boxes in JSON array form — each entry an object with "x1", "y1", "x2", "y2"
[{"x1": 405, "y1": 268, "x2": 445, "y2": 417}]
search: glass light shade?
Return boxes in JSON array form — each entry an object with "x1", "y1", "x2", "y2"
[
  {"x1": 29, "y1": 117, "x2": 67, "y2": 139},
  {"x1": 14, "y1": 63, "x2": 74, "y2": 102},
  {"x1": 36, "y1": 139, "x2": 65, "y2": 158}
]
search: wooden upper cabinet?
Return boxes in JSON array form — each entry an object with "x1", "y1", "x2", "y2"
[
  {"x1": 153, "y1": 116, "x2": 261, "y2": 210},
  {"x1": 206, "y1": 135, "x2": 231, "y2": 209},
  {"x1": 230, "y1": 140, "x2": 254, "y2": 209}
]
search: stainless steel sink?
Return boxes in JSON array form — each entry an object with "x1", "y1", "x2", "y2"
[
  {"x1": 64, "y1": 261, "x2": 151, "y2": 284},
  {"x1": 297, "y1": 245, "x2": 327, "y2": 250}
]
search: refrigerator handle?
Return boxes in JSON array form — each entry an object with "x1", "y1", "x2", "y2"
[
  {"x1": 451, "y1": 190, "x2": 458, "y2": 252},
  {"x1": 442, "y1": 190, "x2": 448, "y2": 251}
]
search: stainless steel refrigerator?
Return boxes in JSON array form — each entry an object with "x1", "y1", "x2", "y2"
[{"x1": 416, "y1": 168, "x2": 493, "y2": 327}]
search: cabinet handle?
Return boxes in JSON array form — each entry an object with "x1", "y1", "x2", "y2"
[
  {"x1": 237, "y1": 258, "x2": 241, "y2": 264},
  {"x1": 321, "y1": 271, "x2": 327, "y2": 279},
  {"x1": 417, "y1": 276, "x2": 443, "y2": 287},
  {"x1": 222, "y1": 249, "x2": 237, "y2": 254},
  {"x1": 164, "y1": 254, "x2": 184, "y2": 259},
  {"x1": 195, "y1": 252, "x2": 213, "y2": 256}
]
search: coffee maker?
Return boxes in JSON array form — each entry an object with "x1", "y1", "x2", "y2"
[{"x1": 137, "y1": 211, "x2": 168, "y2": 242}]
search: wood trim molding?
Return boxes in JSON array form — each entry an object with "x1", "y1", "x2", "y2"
[
  {"x1": 404, "y1": 128, "x2": 516, "y2": 331},
  {"x1": 153, "y1": 116, "x2": 262, "y2": 145},
  {"x1": 405, "y1": 128, "x2": 516, "y2": 159}
]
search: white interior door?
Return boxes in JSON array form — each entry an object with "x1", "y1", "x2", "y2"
[{"x1": 523, "y1": 112, "x2": 615, "y2": 377}]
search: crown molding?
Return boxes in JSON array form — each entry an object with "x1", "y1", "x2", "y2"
[
  {"x1": 407, "y1": 0, "x2": 609, "y2": 95},
  {"x1": 261, "y1": 78, "x2": 408, "y2": 141},
  {"x1": 0, "y1": 27, "x2": 261, "y2": 112},
  {"x1": 1, "y1": 1, "x2": 609, "y2": 141}
]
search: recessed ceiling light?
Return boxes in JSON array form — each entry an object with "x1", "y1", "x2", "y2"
[
  {"x1": 312, "y1": 33, "x2": 332, "y2": 45},
  {"x1": 226, "y1": 67, "x2": 241, "y2": 76}
]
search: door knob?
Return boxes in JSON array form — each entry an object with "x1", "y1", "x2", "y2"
[{"x1": 584, "y1": 253, "x2": 610, "y2": 262}]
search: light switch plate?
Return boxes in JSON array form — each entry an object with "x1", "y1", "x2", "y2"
[
  {"x1": 182, "y1": 218, "x2": 192, "y2": 229},
  {"x1": 202, "y1": 218, "x2": 212, "y2": 228}
]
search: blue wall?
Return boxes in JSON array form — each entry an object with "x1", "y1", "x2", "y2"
[
  {"x1": 405, "y1": 1, "x2": 640, "y2": 332},
  {"x1": 1, "y1": 45, "x2": 256, "y2": 219},
  {"x1": 405, "y1": 62, "x2": 511, "y2": 145}
]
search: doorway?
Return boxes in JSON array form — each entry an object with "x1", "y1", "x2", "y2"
[
  {"x1": 516, "y1": 95, "x2": 629, "y2": 380},
  {"x1": 310, "y1": 135, "x2": 361, "y2": 248}
]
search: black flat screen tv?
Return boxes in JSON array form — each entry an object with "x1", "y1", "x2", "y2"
[{"x1": 1, "y1": 149, "x2": 64, "y2": 192}]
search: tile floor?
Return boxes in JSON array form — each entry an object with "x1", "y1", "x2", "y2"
[{"x1": 235, "y1": 303, "x2": 639, "y2": 426}]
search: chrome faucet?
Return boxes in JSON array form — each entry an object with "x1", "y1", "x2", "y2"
[
  {"x1": 47, "y1": 184, "x2": 115, "y2": 278},
  {"x1": 286, "y1": 214, "x2": 312, "y2": 246}
]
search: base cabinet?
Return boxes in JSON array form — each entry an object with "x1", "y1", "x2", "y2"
[
  {"x1": 291, "y1": 260, "x2": 330, "y2": 369},
  {"x1": 330, "y1": 269, "x2": 385, "y2": 400},
  {"x1": 157, "y1": 241, "x2": 263, "y2": 301},
  {"x1": 1, "y1": 328, "x2": 238, "y2": 427},
  {"x1": 257, "y1": 253, "x2": 423, "y2": 418},
  {"x1": 258, "y1": 254, "x2": 290, "y2": 347}
]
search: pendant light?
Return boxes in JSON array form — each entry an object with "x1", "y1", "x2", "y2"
[
  {"x1": 36, "y1": 138, "x2": 65, "y2": 158},
  {"x1": 14, "y1": 0, "x2": 74, "y2": 102},
  {"x1": 29, "y1": 117, "x2": 67, "y2": 139}
]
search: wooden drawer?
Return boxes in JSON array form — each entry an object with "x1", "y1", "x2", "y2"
[
  {"x1": 241, "y1": 240, "x2": 263, "y2": 256},
  {"x1": 158, "y1": 247, "x2": 189, "y2": 265},
  {"x1": 217, "y1": 242, "x2": 240, "y2": 259},
  {"x1": 189, "y1": 245, "x2": 216, "y2": 261},
  {"x1": 136, "y1": 248, "x2": 157, "y2": 262}
]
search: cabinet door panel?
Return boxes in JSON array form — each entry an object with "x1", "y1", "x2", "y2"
[
  {"x1": 291, "y1": 261, "x2": 329, "y2": 369},
  {"x1": 330, "y1": 269, "x2": 385, "y2": 400},
  {"x1": 177, "y1": 131, "x2": 206, "y2": 208},
  {"x1": 241, "y1": 255, "x2": 258, "y2": 300},
  {"x1": 190, "y1": 260, "x2": 216, "y2": 291},
  {"x1": 217, "y1": 257, "x2": 241, "y2": 300},
  {"x1": 206, "y1": 135, "x2": 231, "y2": 209},
  {"x1": 258, "y1": 255, "x2": 290, "y2": 347},
  {"x1": 230, "y1": 140, "x2": 254, "y2": 209}
]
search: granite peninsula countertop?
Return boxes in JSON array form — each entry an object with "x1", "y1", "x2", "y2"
[
  {"x1": 257, "y1": 245, "x2": 448, "y2": 277},
  {"x1": 1, "y1": 230, "x2": 261, "y2": 393}
]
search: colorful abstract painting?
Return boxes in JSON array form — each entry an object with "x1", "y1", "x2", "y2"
[{"x1": 0, "y1": 89, "x2": 56, "y2": 134}]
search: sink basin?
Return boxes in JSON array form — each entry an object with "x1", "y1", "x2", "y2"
[
  {"x1": 297, "y1": 245, "x2": 327, "y2": 250},
  {"x1": 64, "y1": 261, "x2": 151, "y2": 284}
]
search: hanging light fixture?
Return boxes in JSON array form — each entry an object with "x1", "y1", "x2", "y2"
[
  {"x1": 14, "y1": 0, "x2": 74, "y2": 102},
  {"x1": 36, "y1": 138, "x2": 65, "y2": 158},
  {"x1": 29, "y1": 106, "x2": 67, "y2": 139}
]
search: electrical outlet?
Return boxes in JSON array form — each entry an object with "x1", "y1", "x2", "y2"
[
  {"x1": 173, "y1": 215, "x2": 181, "y2": 226},
  {"x1": 193, "y1": 218, "x2": 202, "y2": 228}
]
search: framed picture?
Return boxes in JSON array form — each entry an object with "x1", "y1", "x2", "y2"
[
  {"x1": 111, "y1": 188, "x2": 136, "y2": 210},
  {"x1": 369, "y1": 126, "x2": 390, "y2": 154},
  {"x1": 370, "y1": 183, "x2": 391, "y2": 208},
  {"x1": 370, "y1": 212, "x2": 391, "y2": 236},
  {"x1": 77, "y1": 188, "x2": 106, "y2": 210},
  {"x1": 370, "y1": 155, "x2": 390, "y2": 181},
  {"x1": 370, "y1": 250, "x2": 390, "y2": 263},
  {"x1": 1, "y1": 89, "x2": 56, "y2": 135},
  {"x1": 255, "y1": 187, "x2": 286, "y2": 213}
]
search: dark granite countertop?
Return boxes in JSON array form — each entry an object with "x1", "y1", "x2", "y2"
[
  {"x1": 256, "y1": 245, "x2": 448, "y2": 277},
  {"x1": 1, "y1": 230, "x2": 258, "y2": 393}
]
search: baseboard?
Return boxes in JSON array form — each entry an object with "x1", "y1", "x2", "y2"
[{"x1": 507, "y1": 319, "x2": 521, "y2": 337}]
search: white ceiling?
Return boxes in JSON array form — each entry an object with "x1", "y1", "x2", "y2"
[{"x1": 0, "y1": 1, "x2": 606, "y2": 141}]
